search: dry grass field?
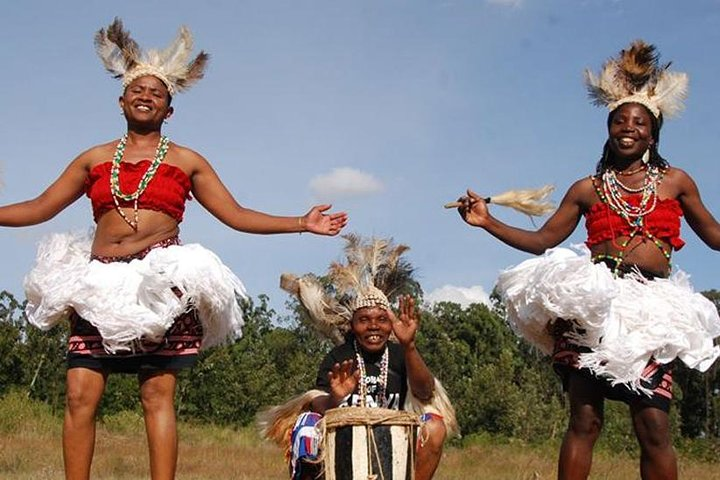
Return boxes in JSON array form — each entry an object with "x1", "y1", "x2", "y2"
[{"x1": 1, "y1": 393, "x2": 718, "y2": 479}]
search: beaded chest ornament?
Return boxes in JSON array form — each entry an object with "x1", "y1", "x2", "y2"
[
  {"x1": 593, "y1": 163, "x2": 671, "y2": 272},
  {"x1": 354, "y1": 340, "x2": 389, "y2": 408},
  {"x1": 110, "y1": 134, "x2": 170, "y2": 230}
]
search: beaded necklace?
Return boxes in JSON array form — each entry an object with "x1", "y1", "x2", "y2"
[
  {"x1": 354, "y1": 340, "x2": 389, "y2": 408},
  {"x1": 600, "y1": 165, "x2": 660, "y2": 227},
  {"x1": 593, "y1": 165, "x2": 671, "y2": 274},
  {"x1": 110, "y1": 134, "x2": 170, "y2": 230}
]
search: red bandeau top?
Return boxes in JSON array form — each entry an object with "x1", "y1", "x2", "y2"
[
  {"x1": 85, "y1": 160, "x2": 192, "y2": 223},
  {"x1": 585, "y1": 196, "x2": 685, "y2": 250}
]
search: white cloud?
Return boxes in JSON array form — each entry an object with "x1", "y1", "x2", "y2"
[
  {"x1": 309, "y1": 167, "x2": 384, "y2": 200},
  {"x1": 425, "y1": 284, "x2": 492, "y2": 308},
  {"x1": 486, "y1": 0, "x2": 523, "y2": 7}
]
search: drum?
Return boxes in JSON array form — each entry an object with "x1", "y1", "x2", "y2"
[{"x1": 321, "y1": 407, "x2": 419, "y2": 480}]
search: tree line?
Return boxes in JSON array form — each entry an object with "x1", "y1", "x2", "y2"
[{"x1": 1, "y1": 289, "x2": 719, "y2": 453}]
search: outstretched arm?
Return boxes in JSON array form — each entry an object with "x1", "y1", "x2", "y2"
[
  {"x1": 0, "y1": 153, "x2": 90, "y2": 227},
  {"x1": 390, "y1": 295, "x2": 435, "y2": 402},
  {"x1": 456, "y1": 178, "x2": 591, "y2": 254},
  {"x1": 674, "y1": 168, "x2": 720, "y2": 250},
  {"x1": 188, "y1": 150, "x2": 348, "y2": 235}
]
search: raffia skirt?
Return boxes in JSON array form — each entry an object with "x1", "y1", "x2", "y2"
[
  {"x1": 23, "y1": 231, "x2": 246, "y2": 372},
  {"x1": 495, "y1": 246, "x2": 720, "y2": 393}
]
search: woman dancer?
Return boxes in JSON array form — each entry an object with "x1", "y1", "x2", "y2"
[
  {"x1": 456, "y1": 41, "x2": 720, "y2": 480},
  {"x1": 0, "y1": 19, "x2": 347, "y2": 480}
]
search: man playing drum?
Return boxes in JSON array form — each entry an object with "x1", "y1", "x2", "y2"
[{"x1": 261, "y1": 235, "x2": 457, "y2": 480}]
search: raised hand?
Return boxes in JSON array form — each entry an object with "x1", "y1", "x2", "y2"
[
  {"x1": 327, "y1": 359, "x2": 360, "y2": 404},
  {"x1": 389, "y1": 295, "x2": 420, "y2": 348},
  {"x1": 457, "y1": 189, "x2": 489, "y2": 227},
  {"x1": 302, "y1": 204, "x2": 349, "y2": 236}
]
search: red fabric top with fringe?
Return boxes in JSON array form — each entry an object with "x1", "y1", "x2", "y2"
[
  {"x1": 585, "y1": 196, "x2": 685, "y2": 250},
  {"x1": 85, "y1": 160, "x2": 192, "y2": 223}
]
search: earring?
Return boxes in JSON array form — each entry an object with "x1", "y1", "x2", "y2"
[{"x1": 641, "y1": 148, "x2": 650, "y2": 165}]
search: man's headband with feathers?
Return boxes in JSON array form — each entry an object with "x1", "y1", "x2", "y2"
[
  {"x1": 95, "y1": 18, "x2": 209, "y2": 96},
  {"x1": 584, "y1": 40, "x2": 688, "y2": 119},
  {"x1": 280, "y1": 234, "x2": 420, "y2": 345}
]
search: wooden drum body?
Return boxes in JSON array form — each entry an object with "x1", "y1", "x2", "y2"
[{"x1": 322, "y1": 407, "x2": 419, "y2": 480}]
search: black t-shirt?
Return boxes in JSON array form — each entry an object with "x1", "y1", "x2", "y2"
[{"x1": 315, "y1": 340, "x2": 408, "y2": 410}]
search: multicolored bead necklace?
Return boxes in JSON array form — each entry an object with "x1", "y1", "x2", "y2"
[
  {"x1": 600, "y1": 165, "x2": 661, "y2": 226},
  {"x1": 110, "y1": 134, "x2": 170, "y2": 230},
  {"x1": 593, "y1": 164, "x2": 671, "y2": 274},
  {"x1": 354, "y1": 340, "x2": 389, "y2": 408}
]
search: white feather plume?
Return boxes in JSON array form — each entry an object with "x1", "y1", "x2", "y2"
[
  {"x1": 156, "y1": 26, "x2": 194, "y2": 73},
  {"x1": 280, "y1": 273, "x2": 351, "y2": 345},
  {"x1": 94, "y1": 19, "x2": 139, "y2": 79},
  {"x1": 95, "y1": 41, "x2": 128, "y2": 78},
  {"x1": 652, "y1": 71, "x2": 689, "y2": 118}
]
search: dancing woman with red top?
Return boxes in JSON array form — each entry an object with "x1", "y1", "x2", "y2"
[
  {"x1": 455, "y1": 41, "x2": 720, "y2": 480},
  {"x1": 0, "y1": 19, "x2": 347, "y2": 480}
]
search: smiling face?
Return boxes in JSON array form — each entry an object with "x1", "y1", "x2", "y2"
[
  {"x1": 119, "y1": 75, "x2": 174, "y2": 128},
  {"x1": 351, "y1": 306, "x2": 392, "y2": 353},
  {"x1": 607, "y1": 102, "x2": 655, "y2": 161}
]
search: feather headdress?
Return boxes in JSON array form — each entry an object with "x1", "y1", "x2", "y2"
[
  {"x1": 280, "y1": 234, "x2": 420, "y2": 345},
  {"x1": 584, "y1": 40, "x2": 688, "y2": 119},
  {"x1": 95, "y1": 18, "x2": 209, "y2": 95}
]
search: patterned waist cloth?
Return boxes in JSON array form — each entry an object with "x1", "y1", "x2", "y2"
[
  {"x1": 68, "y1": 235, "x2": 203, "y2": 371},
  {"x1": 552, "y1": 335, "x2": 673, "y2": 412}
]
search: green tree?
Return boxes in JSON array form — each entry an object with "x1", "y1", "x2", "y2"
[
  {"x1": 417, "y1": 300, "x2": 565, "y2": 440},
  {"x1": 0, "y1": 291, "x2": 28, "y2": 396},
  {"x1": 0, "y1": 291, "x2": 67, "y2": 411},
  {"x1": 674, "y1": 289, "x2": 720, "y2": 439},
  {"x1": 24, "y1": 321, "x2": 68, "y2": 412},
  {"x1": 179, "y1": 295, "x2": 329, "y2": 426}
]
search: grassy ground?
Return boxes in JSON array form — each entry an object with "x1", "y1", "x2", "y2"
[{"x1": 1, "y1": 393, "x2": 718, "y2": 479}]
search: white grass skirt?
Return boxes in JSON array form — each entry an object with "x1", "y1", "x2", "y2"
[
  {"x1": 24, "y1": 231, "x2": 247, "y2": 353},
  {"x1": 496, "y1": 246, "x2": 720, "y2": 389}
]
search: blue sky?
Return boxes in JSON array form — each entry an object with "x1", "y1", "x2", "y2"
[{"x1": 1, "y1": 1, "x2": 719, "y2": 315}]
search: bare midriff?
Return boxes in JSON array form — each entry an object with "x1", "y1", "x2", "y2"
[
  {"x1": 91, "y1": 208, "x2": 180, "y2": 257},
  {"x1": 590, "y1": 236, "x2": 671, "y2": 277}
]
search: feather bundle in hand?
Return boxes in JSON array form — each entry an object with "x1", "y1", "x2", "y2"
[{"x1": 445, "y1": 184, "x2": 556, "y2": 217}]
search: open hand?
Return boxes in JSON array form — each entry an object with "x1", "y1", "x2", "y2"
[
  {"x1": 328, "y1": 359, "x2": 359, "y2": 404},
  {"x1": 303, "y1": 205, "x2": 349, "y2": 236},
  {"x1": 389, "y1": 295, "x2": 420, "y2": 348}
]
